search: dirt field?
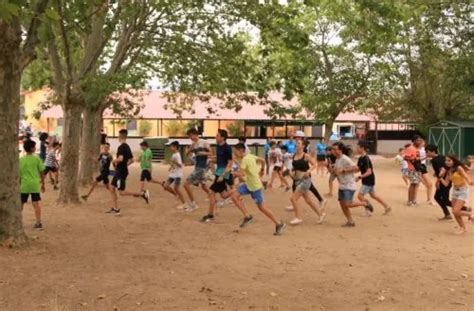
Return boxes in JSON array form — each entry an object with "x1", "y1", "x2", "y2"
[{"x1": 1, "y1": 158, "x2": 473, "y2": 311}]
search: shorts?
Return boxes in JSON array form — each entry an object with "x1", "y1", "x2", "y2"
[
  {"x1": 95, "y1": 173, "x2": 110, "y2": 184},
  {"x1": 359, "y1": 185, "x2": 375, "y2": 195},
  {"x1": 238, "y1": 184, "x2": 264, "y2": 204},
  {"x1": 187, "y1": 167, "x2": 207, "y2": 186},
  {"x1": 452, "y1": 186, "x2": 469, "y2": 202},
  {"x1": 418, "y1": 164, "x2": 428, "y2": 174},
  {"x1": 44, "y1": 166, "x2": 57, "y2": 174},
  {"x1": 408, "y1": 170, "x2": 421, "y2": 184},
  {"x1": 210, "y1": 174, "x2": 234, "y2": 193},
  {"x1": 21, "y1": 193, "x2": 41, "y2": 204},
  {"x1": 329, "y1": 172, "x2": 337, "y2": 182},
  {"x1": 295, "y1": 178, "x2": 312, "y2": 192},
  {"x1": 167, "y1": 177, "x2": 181, "y2": 186},
  {"x1": 140, "y1": 169, "x2": 152, "y2": 182},
  {"x1": 338, "y1": 189, "x2": 355, "y2": 202},
  {"x1": 401, "y1": 168, "x2": 409, "y2": 176},
  {"x1": 112, "y1": 174, "x2": 128, "y2": 191},
  {"x1": 317, "y1": 154, "x2": 326, "y2": 162}
]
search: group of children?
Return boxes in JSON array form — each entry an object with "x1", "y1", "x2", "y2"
[{"x1": 19, "y1": 129, "x2": 472, "y2": 235}]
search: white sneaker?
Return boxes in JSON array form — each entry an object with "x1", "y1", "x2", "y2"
[
  {"x1": 217, "y1": 200, "x2": 225, "y2": 208},
  {"x1": 285, "y1": 205, "x2": 294, "y2": 211},
  {"x1": 290, "y1": 218, "x2": 303, "y2": 225},
  {"x1": 317, "y1": 213, "x2": 327, "y2": 224},
  {"x1": 185, "y1": 202, "x2": 199, "y2": 212},
  {"x1": 176, "y1": 204, "x2": 186, "y2": 210}
]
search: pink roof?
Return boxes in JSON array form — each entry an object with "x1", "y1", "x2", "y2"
[{"x1": 38, "y1": 90, "x2": 374, "y2": 122}]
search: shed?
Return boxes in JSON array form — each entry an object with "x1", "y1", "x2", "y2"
[{"x1": 428, "y1": 120, "x2": 474, "y2": 159}]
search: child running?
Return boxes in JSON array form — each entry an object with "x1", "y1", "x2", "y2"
[
  {"x1": 355, "y1": 141, "x2": 391, "y2": 215},
  {"x1": 106, "y1": 129, "x2": 148, "y2": 215},
  {"x1": 395, "y1": 147, "x2": 409, "y2": 186},
  {"x1": 325, "y1": 147, "x2": 337, "y2": 197},
  {"x1": 439, "y1": 155, "x2": 474, "y2": 234},
  {"x1": 404, "y1": 142, "x2": 421, "y2": 206},
  {"x1": 332, "y1": 142, "x2": 373, "y2": 227},
  {"x1": 268, "y1": 141, "x2": 290, "y2": 191},
  {"x1": 138, "y1": 141, "x2": 161, "y2": 192},
  {"x1": 200, "y1": 129, "x2": 252, "y2": 224},
  {"x1": 82, "y1": 143, "x2": 112, "y2": 200},
  {"x1": 183, "y1": 128, "x2": 212, "y2": 211},
  {"x1": 287, "y1": 140, "x2": 326, "y2": 225},
  {"x1": 161, "y1": 141, "x2": 186, "y2": 209},
  {"x1": 20, "y1": 140, "x2": 45, "y2": 230},
  {"x1": 44, "y1": 142, "x2": 60, "y2": 190},
  {"x1": 315, "y1": 138, "x2": 327, "y2": 175},
  {"x1": 231, "y1": 143, "x2": 286, "y2": 235}
]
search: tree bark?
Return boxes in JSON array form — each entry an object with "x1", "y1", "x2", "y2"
[
  {"x1": 0, "y1": 19, "x2": 27, "y2": 246},
  {"x1": 323, "y1": 117, "x2": 336, "y2": 141},
  {"x1": 79, "y1": 105, "x2": 103, "y2": 186},
  {"x1": 57, "y1": 101, "x2": 83, "y2": 204}
]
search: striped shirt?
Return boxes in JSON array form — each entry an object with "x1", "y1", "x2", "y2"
[{"x1": 44, "y1": 150, "x2": 58, "y2": 168}]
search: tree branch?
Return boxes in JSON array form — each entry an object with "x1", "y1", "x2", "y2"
[{"x1": 21, "y1": 0, "x2": 49, "y2": 71}]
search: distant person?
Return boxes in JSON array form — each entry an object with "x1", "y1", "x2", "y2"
[
  {"x1": 395, "y1": 147, "x2": 409, "y2": 186},
  {"x1": 20, "y1": 140, "x2": 45, "y2": 230},
  {"x1": 413, "y1": 136, "x2": 434, "y2": 205},
  {"x1": 264, "y1": 138, "x2": 272, "y2": 175},
  {"x1": 439, "y1": 155, "x2": 474, "y2": 234},
  {"x1": 161, "y1": 141, "x2": 186, "y2": 209},
  {"x1": 355, "y1": 141, "x2": 391, "y2": 215},
  {"x1": 284, "y1": 136, "x2": 296, "y2": 155},
  {"x1": 268, "y1": 141, "x2": 290, "y2": 191},
  {"x1": 238, "y1": 136, "x2": 251, "y2": 154},
  {"x1": 44, "y1": 142, "x2": 61, "y2": 190},
  {"x1": 332, "y1": 142, "x2": 373, "y2": 227},
  {"x1": 325, "y1": 147, "x2": 337, "y2": 197},
  {"x1": 100, "y1": 129, "x2": 108, "y2": 145},
  {"x1": 231, "y1": 143, "x2": 286, "y2": 235},
  {"x1": 316, "y1": 138, "x2": 327, "y2": 175},
  {"x1": 404, "y1": 142, "x2": 421, "y2": 206},
  {"x1": 39, "y1": 132, "x2": 49, "y2": 162},
  {"x1": 183, "y1": 128, "x2": 212, "y2": 211},
  {"x1": 138, "y1": 141, "x2": 161, "y2": 193},
  {"x1": 82, "y1": 143, "x2": 113, "y2": 201},
  {"x1": 107, "y1": 129, "x2": 149, "y2": 215}
]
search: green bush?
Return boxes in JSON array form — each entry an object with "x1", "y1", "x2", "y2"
[{"x1": 139, "y1": 120, "x2": 152, "y2": 136}]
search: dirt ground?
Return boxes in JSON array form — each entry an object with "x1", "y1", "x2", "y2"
[{"x1": 1, "y1": 158, "x2": 473, "y2": 311}]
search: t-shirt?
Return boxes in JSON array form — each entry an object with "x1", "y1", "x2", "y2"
[
  {"x1": 215, "y1": 143, "x2": 233, "y2": 176},
  {"x1": 169, "y1": 152, "x2": 183, "y2": 178},
  {"x1": 404, "y1": 145, "x2": 418, "y2": 171},
  {"x1": 269, "y1": 148, "x2": 283, "y2": 166},
  {"x1": 418, "y1": 147, "x2": 427, "y2": 164},
  {"x1": 334, "y1": 154, "x2": 357, "y2": 190},
  {"x1": 316, "y1": 143, "x2": 327, "y2": 155},
  {"x1": 20, "y1": 155, "x2": 45, "y2": 193},
  {"x1": 285, "y1": 140, "x2": 296, "y2": 154},
  {"x1": 240, "y1": 154, "x2": 263, "y2": 191},
  {"x1": 264, "y1": 143, "x2": 270, "y2": 157},
  {"x1": 39, "y1": 141, "x2": 48, "y2": 161},
  {"x1": 192, "y1": 139, "x2": 210, "y2": 169},
  {"x1": 140, "y1": 148, "x2": 153, "y2": 170},
  {"x1": 431, "y1": 154, "x2": 447, "y2": 178},
  {"x1": 98, "y1": 152, "x2": 112, "y2": 175},
  {"x1": 357, "y1": 154, "x2": 375, "y2": 186},
  {"x1": 44, "y1": 150, "x2": 58, "y2": 168},
  {"x1": 282, "y1": 152, "x2": 293, "y2": 170},
  {"x1": 116, "y1": 143, "x2": 133, "y2": 176}
]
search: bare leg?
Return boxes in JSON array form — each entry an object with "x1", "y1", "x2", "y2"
[
  {"x1": 163, "y1": 183, "x2": 177, "y2": 196},
  {"x1": 302, "y1": 192, "x2": 322, "y2": 216},
  {"x1": 402, "y1": 175, "x2": 409, "y2": 186},
  {"x1": 452, "y1": 199, "x2": 468, "y2": 234},
  {"x1": 228, "y1": 191, "x2": 250, "y2": 217},
  {"x1": 201, "y1": 183, "x2": 210, "y2": 195},
  {"x1": 174, "y1": 185, "x2": 186, "y2": 204},
  {"x1": 339, "y1": 201, "x2": 354, "y2": 223},
  {"x1": 369, "y1": 191, "x2": 389, "y2": 209},
  {"x1": 84, "y1": 180, "x2": 98, "y2": 197},
  {"x1": 32, "y1": 201, "x2": 41, "y2": 224},
  {"x1": 421, "y1": 173, "x2": 433, "y2": 202},
  {"x1": 110, "y1": 186, "x2": 118, "y2": 209},
  {"x1": 140, "y1": 181, "x2": 146, "y2": 192},
  {"x1": 184, "y1": 182, "x2": 195, "y2": 202},
  {"x1": 326, "y1": 177, "x2": 334, "y2": 197},
  {"x1": 290, "y1": 191, "x2": 303, "y2": 219},
  {"x1": 278, "y1": 171, "x2": 290, "y2": 189},
  {"x1": 119, "y1": 190, "x2": 143, "y2": 197},
  {"x1": 256, "y1": 202, "x2": 279, "y2": 225},
  {"x1": 208, "y1": 191, "x2": 217, "y2": 216}
]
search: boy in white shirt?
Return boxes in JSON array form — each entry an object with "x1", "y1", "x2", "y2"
[
  {"x1": 162, "y1": 141, "x2": 186, "y2": 209},
  {"x1": 395, "y1": 147, "x2": 409, "y2": 186}
]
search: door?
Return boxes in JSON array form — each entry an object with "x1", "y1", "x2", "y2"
[{"x1": 429, "y1": 127, "x2": 461, "y2": 157}]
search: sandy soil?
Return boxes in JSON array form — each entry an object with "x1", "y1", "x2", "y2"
[{"x1": 1, "y1": 158, "x2": 473, "y2": 311}]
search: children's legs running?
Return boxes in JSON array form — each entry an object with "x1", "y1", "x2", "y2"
[
  {"x1": 421, "y1": 174, "x2": 433, "y2": 202},
  {"x1": 290, "y1": 191, "x2": 303, "y2": 218},
  {"x1": 339, "y1": 201, "x2": 354, "y2": 223},
  {"x1": 174, "y1": 185, "x2": 186, "y2": 204},
  {"x1": 452, "y1": 199, "x2": 468, "y2": 233},
  {"x1": 302, "y1": 192, "x2": 321, "y2": 216},
  {"x1": 183, "y1": 182, "x2": 195, "y2": 202},
  {"x1": 256, "y1": 202, "x2": 279, "y2": 225},
  {"x1": 201, "y1": 183, "x2": 210, "y2": 195},
  {"x1": 229, "y1": 191, "x2": 250, "y2": 217},
  {"x1": 110, "y1": 186, "x2": 118, "y2": 209},
  {"x1": 85, "y1": 181, "x2": 98, "y2": 197},
  {"x1": 32, "y1": 201, "x2": 41, "y2": 224},
  {"x1": 368, "y1": 192, "x2": 389, "y2": 208},
  {"x1": 208, "y1": 191, "x2": 217, "y2": 215}
]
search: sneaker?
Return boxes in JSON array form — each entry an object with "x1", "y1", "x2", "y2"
[
  {"x1": 274, "y1": 223, "x2": 287, "y2": 236},
  {"x1": 142, "y1": 190, "x2": 150, "y2": 204},
  {"x1": 438, "y1": 215, "x2": 453, "y2": 221},
  {"x1": 240, "y1": 215, "x2": 254, "y2": 228},
  {"x1": 200, "y1": 214, "x2": 214, "y2": 223},
  {"x1": 341, "y1": 221, "x2": 355, "y2": 227},
  {"x1": 317, "y1": 213, "x2": 327, "y2": 224},
  {"x1": 365, "y1": 201, "x2": 374, "y2": 214},
  {"x1": 33, "y1": 223, "x2": 43, "y2": 230},
  {"x1": 185, "y1": 202, "x2": 199, "y2": 212},
  {"x1": 81, "y1": 195, "x2": 88, "y2": 201},
  {"x1": 106, "y1": 208, "x2": 121, "y2": 215},
  {"x1": 285, "y1": 205, "x2": 294, "y2": 212},
  {"x1": 289, "y1": 218, "x2": 303, "y2": 225}
]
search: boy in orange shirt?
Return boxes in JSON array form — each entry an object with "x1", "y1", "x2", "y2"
[{"x1": 404, "y1": 142, "x2": 420, "y2": 205}]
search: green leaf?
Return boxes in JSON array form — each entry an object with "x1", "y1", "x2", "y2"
[{"x1": 45, "y1": 8, "x2": 60, "y2": 21}]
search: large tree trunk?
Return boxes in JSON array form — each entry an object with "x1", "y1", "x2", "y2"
[
  {"x1": 0, "y1": 19, "x2": 27, "y2": 246},
  {"x1": 79, "y1": 106, "x2": 103, "y2": 186},
  {"x1": 323, "y1": 117, "x2": 336, "y2": 141},
  {"x1": 57, "y1": 102, "x2": 83, "y2": 204}
]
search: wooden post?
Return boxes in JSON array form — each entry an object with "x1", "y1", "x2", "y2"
[{"x1": 374, "y1": 120, "x2": 379, "y2": 154}]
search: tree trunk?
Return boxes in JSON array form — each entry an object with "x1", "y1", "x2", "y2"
[
  {"x1": 57, "y1": 102, "x2": 83, "y2": 204},
  {"x1": 324, "y1": 117, "x2": 336, "y2": 141},
  {"x1": 79, "y1": 106, "x2": 103, "y2": 186},
  {"x1": 0, "y1": 19, "x2": 27, "y2": 246}
]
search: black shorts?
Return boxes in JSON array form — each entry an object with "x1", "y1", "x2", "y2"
[
  {"x1": 95, "y1": 173, "x2": 110, "y2": 184},
  {"x1": 44, "y1": 166, "x2": 57, "y2": 174},
  {"x1": 21, "y1": 193, "x2": 41, "y2": 204},
  {"x1": 419, "y1": 164, "x2": 428, "y2": 174},
  {"x1": 210, "y1": 175, "x2": 234, "y2": 193},
  {"x1": 112, "y1": 174, "x2": 128, "y2": 191},
  {"x1": 167, "y1": 177, "x2": 181, "y2": 186},
  {"x1": 317, "y1": 155, "x2": 326, "y2": 162},
  {"x1": 140, "y1": 170, "x2": 152, "y2": 182}
]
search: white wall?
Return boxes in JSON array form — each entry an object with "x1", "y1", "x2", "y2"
[{"x1": 377, "y1": 140, "x2": 411, "y2": 155}]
